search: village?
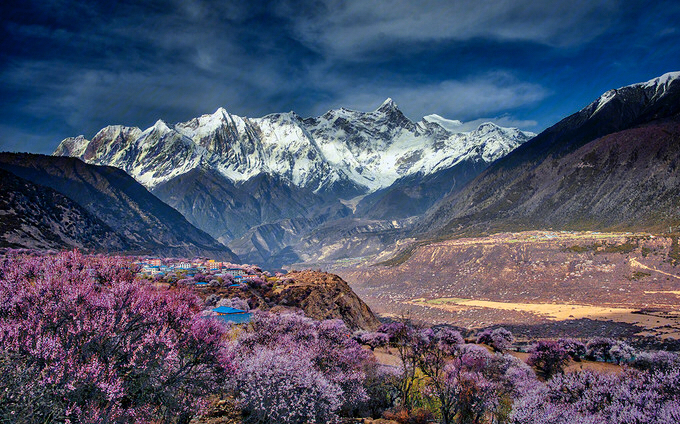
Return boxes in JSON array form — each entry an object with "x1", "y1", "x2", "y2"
[
  {"x1": 135, "y1": 257, "x2": 276, "y2": 324},
  {"x1": 136, "y1": 257, "x2": 259, "y2": 282}
]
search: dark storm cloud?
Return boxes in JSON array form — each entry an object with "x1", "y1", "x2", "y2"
[
  {"x1": 274, "y1": 0, "x2": 622, "y2": 58},
  {"x1": 1, "y1": 0, "x2": 679, "y2": 153},
  {"x1": 1, "y1": 0, "x2": 322, "y2": 150}
]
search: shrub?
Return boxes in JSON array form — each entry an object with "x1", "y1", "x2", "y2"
[
  {"x1": 557, "y1": 338, "x2": 587, "y2": 361},
  {"x1": 528, "y1": 341, "x2": 570, "y2": 379},
  {"x1": 477, "y1": 327, "x2": 514, "y2": 352},
  {"x1": 609, "y1": 341, "x2": 636, "y2": 365},
  {"x1": 631, "y1": 350, "x2": 680, "y2": 372},
  {"x1": 0, "y1": 251, "x2": 233, "y2": 423},
  {"x1": 585, "y1": 337, "x2": 616, "y2": 362}
]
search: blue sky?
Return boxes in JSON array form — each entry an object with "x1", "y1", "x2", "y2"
[{"x1": 1, "y1": 0, "x2": 679, "y2": 153}]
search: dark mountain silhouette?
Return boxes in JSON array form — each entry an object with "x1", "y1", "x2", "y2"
[{"x1": 0, "y1": 153, "x2": 238, "y2": 260}]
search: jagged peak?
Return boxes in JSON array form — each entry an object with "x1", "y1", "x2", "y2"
[
  {"x1": 212, "y1": 106, "x2": 230, "y2": 119},
  {"x1": 54, "y1": 135, "x2": 90, "y2": 156},
  {"x1": 152, "y1": 119, "x2": 171, "y2": 132},
  {"x1": 260, "y1": 111, "x2": 303, "y2": 123},
  {"x1": 376, "y1": 97, "x2": 398, "y2": 112},
  {"x1": 93, "y1": 124, "x2": 140, "y2": 138}
]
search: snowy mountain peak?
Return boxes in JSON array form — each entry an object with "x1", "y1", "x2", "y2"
[
  {"x1": 209, "y1": 107, "x2": 231, "y2": 122},
  {"x1": 377, "y1": 98, "x2": 397, "y2": 111},
  {"x1": 54, "y1": 135, "x2": 89, "y2": 157},
  {"x1": 474, "y1": 122, "x2": 501, "y2": 132},
  {"x1": 152, "y1": 119, "x2": 172, "y2": 133}
]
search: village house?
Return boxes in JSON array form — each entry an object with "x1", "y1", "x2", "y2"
[{"x1": 225, "y1": 268, "x2": 245, "y2": 276}]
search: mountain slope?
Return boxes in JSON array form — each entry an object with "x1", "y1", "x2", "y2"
[
  {"x1": 354, "y1": 160, "x2": 488, "y2": 220},
  {"x1": 0, "y1": 168, "x2": 129, "y2": 251},
  {"x1": 418, "y1": 71, "x2": 680, "y2": 237},
  {"x1": 0, "y1": 153, "x2": 238, "y2": 260},
  {"x1": 150, "y1": 168, "x2": 351, "y2": 244}
]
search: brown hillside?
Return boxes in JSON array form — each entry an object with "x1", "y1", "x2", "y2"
[
  {"x1": 278, "y1": 270, "x2": 381, "y2": 331},
  {"x1": 336, "y1": 231, "x2": 680, "y2": 339}
]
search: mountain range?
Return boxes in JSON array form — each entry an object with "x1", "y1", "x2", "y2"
[
  {"x1": 27, "y1": 71, "x2": 680, "y2": 269},
  {"x1": 55, "y1": 100, "x2": 533, "y2": 267}
]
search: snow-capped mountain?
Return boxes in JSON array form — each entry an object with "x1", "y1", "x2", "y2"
[
  {"x1": 55, "y1": 99, "x2": 534, "y2": 268},
  {"x1": 55, "y1": 99, "x2": 533, "y2": 195},
  {"x1": 303, "y1": 99, "x2": 533, "y2": 191}
]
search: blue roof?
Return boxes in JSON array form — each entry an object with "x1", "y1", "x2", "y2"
[
  {"x1": 201, "y1": 312, "x2": 252, "y2": 325},
  {"x1": 202, "y1": 312, "x2": 253, "y2": 324},
  {"x1": 214, "y1": 312, "x2": 252, "y2": 324},
  {"x1": 212, "y1": 306, "x2": 247, "y2": 314}
]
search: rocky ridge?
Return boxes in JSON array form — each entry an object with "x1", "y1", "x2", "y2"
[{"x1": 0, "y1": 168, "x2": 128, "y2": 251}]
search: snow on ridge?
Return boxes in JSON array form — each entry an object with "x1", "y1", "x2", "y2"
[
  {"x1": 590, "y1": 71, "x2": 680, "y2": 118},
  {"x1": 640, "y1": 71, "x2": 680, "y2": 89},
  {"x1": 55, "y1": 101, "x2": 533, "y2": 193},
  {"x1": 423, "y1": 114, "x2": 463, "y2": 131},
  {"x1": 55, "y1": 135, "x2": 89, "y2": 157},
  {"x1": 592, "y1": 89, "x2": 617, "y2": 116}
]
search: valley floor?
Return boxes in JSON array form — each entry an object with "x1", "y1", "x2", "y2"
[{"x1": 335, "y1": 231, "x2": 680, "y2": 341}]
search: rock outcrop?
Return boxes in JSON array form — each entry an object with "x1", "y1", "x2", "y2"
[{"x1": 273, "y1": 270, "x2": 381, "y2": 331}]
